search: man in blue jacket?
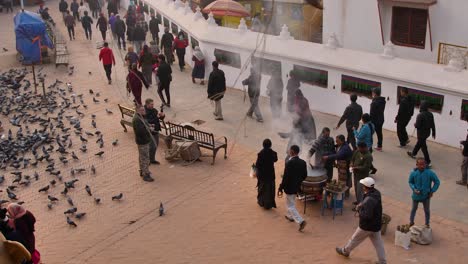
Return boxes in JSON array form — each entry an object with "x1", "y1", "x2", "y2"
[{"x1": 409, "y1": 158, "x2": 440, "y2": 227}]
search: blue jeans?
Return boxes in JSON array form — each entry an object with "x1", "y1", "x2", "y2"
[{"x1": 410, "y1": 198, "x2": 430, "y2": 225}]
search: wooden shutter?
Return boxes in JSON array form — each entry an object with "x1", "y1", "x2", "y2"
[
  {"x1": 409, "y1": 9, "x2": 428, "y2": 47},
  {"x1": 392, "y1": 7, "x2": 411, "y2": 45}
]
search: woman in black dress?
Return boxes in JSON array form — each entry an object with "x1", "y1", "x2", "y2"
[{"x1": 255, "y1": 139, "x2": 278, "y2": 209}]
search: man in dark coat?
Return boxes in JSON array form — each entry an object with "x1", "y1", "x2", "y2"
[
  {"x1": 286, "y1": 71, "x2": 300, "y2": 113},
  {"x1": 207, "y1": 61, "x2": 226, "y2": 120},
  {"x1": 70, "y1": 0, "x2": 79, "y2": 21},
  {"x1": 336, "y1": 177, "x2": 386, "y2": 264},
  {"x1": 149, "y1": 13, "x2": 160, "y2": 44},
  {"x1": 81, "y1": 11, "x2": 93, "y2": 40},
  {"x1": 145, "y1": 98, "x2": 165, "y2": 165},
  {"x1": 370, "y1": 87, "x2": 386, "y2": 151},
  {"x1": 395, "y1": 87, "x2": 414, "y2": 147},
  {"x1": 242, "y1": 67, "x2": 263, "y2": 122},
  {"x1": 458, "y1": 113, "x2": 468, "y2": 187},
  {"x1": 278, "y1": 145, "x2": 307, "y2": 232},
  {"x1": 156, "y1": 54, "x2": 173, "y2": 107},
  {"x1": 59, "y1": 0, "x2": 69, "y2": 21},
  {"x1": 114, "y1": 14, "x2": 126, "y2": 49},
  {"x1": 255, "y1": 139, "x2": 278, "y2": 209},
  {"x1": 160, "y1": 27, "x2": 174, "y2": 64},
  {"x1": 336, "y1": 94, "x2": 363, "y2": 150},
  {"x1": 132, "y1": 106, "x2": 154, "y2": 182},
  {"x1": 107, "y1": 0, "x2": 118, "y2": 17},
  {"x1": 407, "y1": 101, "x2": 436, "y2": 167}
]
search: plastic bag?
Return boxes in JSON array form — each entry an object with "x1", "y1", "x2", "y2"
[
  {"x1": 249, "y1": 164, "x2": 257, "y2": 178},
  {"x1": 410, "y1": 225, "x2": 432, "y2": 245},
  {"x1": 395, "y1": 230, "x2": 411, "y2": 249}
]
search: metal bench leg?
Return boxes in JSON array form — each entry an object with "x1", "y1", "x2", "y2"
[
  {"x1": 304, "y1": 194, "x2": 307, "y2": 214},
  {"x1": 120, "y1": 121, "x2": 127, "y2": 132},
  {"x1": 224, "y1": 146, "x2": 227, "y2": 159},
  {"x1": 212, "y1": 149, "x2": 219, "y2": 165}
]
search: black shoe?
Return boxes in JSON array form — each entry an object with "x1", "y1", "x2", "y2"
[
  {"x1": 143, "y1": 175, "x2": 155, "y2": 182},
  {"x1": 407, "y1": 151, "x2": 416, "y2": 159},
  {"x1": 299, "y1": 220, "x2": 307, "y2": 232},
  {"x1": 150, "y1": 160, "x2": 160, "y2": 165},
  {"x1": 285, "y1": 216, "x2": 294, "y2": 222},
  {"x1": 336, "y1": 247, "x2": 350, "y2": 257},
  {"x1": 370, "y1": 168, "x2": 377, "y2": 174}
]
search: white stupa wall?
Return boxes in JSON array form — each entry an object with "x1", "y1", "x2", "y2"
[{"x1": 124, "y1": 0, "x2": 468, "y2": 148}]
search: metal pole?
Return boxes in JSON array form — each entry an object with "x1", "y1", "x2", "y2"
[
  {"x1": 41, "y1": 78, "x2": 46, "y2": 98},
  {"x1": 32, "y1": 64, "x2": 38, "y2": 94},
  {"x1": 20, "y1": 0, "x2": 24, "y2": 11}
]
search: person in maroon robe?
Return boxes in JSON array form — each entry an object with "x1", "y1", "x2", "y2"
[{"x1": 127, "y1": 63, "x2": 149, "y2": 106}]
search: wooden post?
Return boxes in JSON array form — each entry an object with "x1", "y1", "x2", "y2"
[
  {"x1": 41, "y1": 78, "x2": 46, "y2": 98},
  {"x1": 31, "y1": 64, "x2": 38, "y2": 94}
]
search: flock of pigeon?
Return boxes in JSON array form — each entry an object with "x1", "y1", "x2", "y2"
[{"x1": 0, "y1": 67, "x2": 128, "y2": 228}]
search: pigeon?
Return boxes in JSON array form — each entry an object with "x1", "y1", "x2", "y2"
[
  {"x1": 105, "y1": 109, "x2": 113, "y2": 114},
  {"x1": 111, "y1": 193, "x2": 123, "y2": 201},
  {"x1": 64, "y1": 207, "x2": 77, "y2": 214},
  {"x1": 66, "y1": 216, "x2": 77, "y2": 227},
  {"x1": 91, "y1": 165, "x2": 96, "y2": 174},
  {"x1": 112, "y1": 139, "x2": 118, "y2": 146},
  {"x1": 75, "y1": 212, "x2": 86, "y2": 219},
  {"x1": 85, "y1": 185, "x2": 92, "y2": 196},
  {"x1": 71, "y1": 169, "x2": 75, "y2": 176},
  {"x1": 3, "y1": 48, "x2": 8, "y2": 52},
  {"x1": 7, "y1": 190, "x2": 18, "y2": 200},
  {"x1": 94, "y1": 197, "x2": 101, "y2": 204},
  {"x1": 89, "y1": 89, "x2": 94, "y2": 94},
  {"x1": 71, "y1": 151, "x2": 79, "y2": 160},
  {"x1": 34, "y1": 171, "x2": 39, "y2": 181},
  {"x1": 93, "y1": 97, "x2": 100, "y2": 103},
  {"x1": 159, "y1": 202, "x2": 165, "y2": 216},
  {"x1": 104, "y1": 98, "x2": 109, "y2": 103},
  {"x1": 50, "y1": 180, "x2": 57, "y2": 186},
  {"x1": 61, "y1": 187, "x2": 68, "y2": 196},
  {"x1": 0, "y1": 200, "x2": 9, "y2": 205},
  {"x1": 67, "y1": 197, "x2": 74, "y2": 206},
  {"x1": 95, "y1": 151, "x2": 104, "y2": 157},
  {"x1": 88, "y1": 71, "x2": 92, "y2": 75},
  {"x1": 48, "y1": 195, "x2": 59, "y2": 202},
  {"x1": 38, "y1": 185, "x2": 50, "y2": 193},
  {"x1": 0, "y1": 175, "x2": 4, "y2": 184},
  {"x1": 47, "y1": 202, "x2": 53, "y2": 209},
  {"x1": 91, "y1": 119, "x2": 96, "y2": 128},
  {"x1": 79, "y1": 135, "x2": 88, "y2": 142}
]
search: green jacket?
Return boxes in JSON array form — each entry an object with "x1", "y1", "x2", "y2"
[
  {"x1": 351, "y1": 150, "x2": 373, "y2": 178},
  {"x1": 132, "y1": 113, "x2": 151, "y2": 145}
]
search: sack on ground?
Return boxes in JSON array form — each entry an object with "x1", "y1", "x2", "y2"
[
  {"x1": 249, "y1": 164, "x2": 257, "y2": 178},
  {"x1": 394, "y1": 230, "x2": 411, "y2": 249},
  {"x1": 410, "y1": 225, "x2": 432, "y2": 245}
]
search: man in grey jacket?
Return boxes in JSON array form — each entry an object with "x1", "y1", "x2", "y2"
[
  {"x1": 336, "y1": 94, "x2": 363, "y2": 150},
  {"x1": 242, "y1": 67, "x2": 263, "y2": 122}
]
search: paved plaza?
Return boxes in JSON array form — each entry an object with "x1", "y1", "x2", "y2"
[{"x1": 0, "y1": 2, "x2": 467, "y2": 263}]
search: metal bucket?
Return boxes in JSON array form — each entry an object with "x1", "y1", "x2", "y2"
[{"x1": 302, "y1": 166, "x2": 327, "y2": 197}]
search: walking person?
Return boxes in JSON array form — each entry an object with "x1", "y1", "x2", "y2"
[
  {"x1": 156, "y1": 54, "x2": 172, "y2": 107},
  {"x1": 3, "y1": 0, "x2": 13, "y2": 13},
  {"x1": 145, "y1": 98, "x2": 165, "y2": 165},
  {"x1": 192, "y1": 46, "x2": 205, "y2": 84},
  {"x1": 207, "y1": 61, "x2": 226, "y2": 121},
  {"x1": 308, "y1": 127, "x2": 335, "y2": 182},
  {"x1": 255, "y1": 139, "x2": 278, "y2": 209},
  {"x1": 132, "y1": 24, "x2": 146, "y2": 54},
  {"x1": 108, "y1": 13, "x2": 117, "y2": 39},
  {"x1": 114, "y1": 14, "x2": 126, "y2": 49},
  {"x1": 127, "y1": 63, "x2": 149, "y2": 106},
  {"x1": 173, "y1": 32, "x2": 188, "y2": 71},
  {"x1": 64, "y1": 11, "x2": 76, "y2": 40},
  {"x1": 88, "y1": 0, "x2": 99, "y2": 18},
  {"x1": 243, "y1": 67, "x2": 263, "y2": 122},
  {"x1": 336, "y1": 177, "x2": 386, "y2": 264},
  {"x1": 81, "y1": 11, "x2": 93, "y2": 40},
  {"x1": 149, "y1": 13, "x2": 160, "y2": 44},
  {"x1": 139, "y1": 45, "x2": 155, "y2": 86},
  {"x1": 106, "y1": 0, "x2": 117, "y2": 18},
  {"x1": 350, "y1": 142, "x2": 373, "y2": 205},
  {"x1": 354, "y1": 113, "x2": 375, "y2": 153},
  {"x1": 323, "y1": 134, "x2": 354, "y2": 197},
  {"x1": 132, "y1": 106, "x2": 155, "y2": 182},
  {"x1": 409, "y1": 158, "x2": 440, "y2": 227},
  {"x1": 124, "y1": 46, "x2": 139, "y2": 70},
  {"x1": 395, "y1": 87, "x2": 415, "y2": 147},
  {"x1": 458, "y1": 113, "x2": 468, "y2": 187},
  {"x1": 370, "y1": 87, "x2": 386, "y2": 151},
  {"x1": 6, "y1": 203, "x2": 37, "y2": 256},
  {"x1": 286, "y1": 71, "x2": 300, "y2": 113},
  {"x1": 278, "y1": 145, "x2": 307, "y2": 232},
  {"x1": 71, "y1": 0, "x2": 80, "y2": 21},
  {"x1": 96, "y1": 12, "x2": 108, "y2": 41},
  {"x1": 78, "y1": 2, "x2": 89, "y2": 21},
  {"x1": 407, "y1": 101, "x2": 436, "y2": 167},
  {"x1": 266, "y1": 71, "x2": 283, "y2": 118},
  {"x1": 59, "y1": 0, "x2": 69, "y2": 21},
  {"x1": 336, "y1": 94, "x2": 363, "y2": 150},
  {"x1": 98, "y1": 42, "x2": 115, "y2": 84},
  {"x1": 160, "y1": 27, "x2": 174, "y2": 64},
  {"x1": 294, "y1": 89, "x2": 317, "y2": 143}
]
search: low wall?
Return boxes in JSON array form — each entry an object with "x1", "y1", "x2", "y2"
[{"x1": 124, "y1": 0, "x2": 468, "y2": 148}]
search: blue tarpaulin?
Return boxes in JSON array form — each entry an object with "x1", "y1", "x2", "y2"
[{"x1": 14, "y1": 11, "x2": 54, "y2": 64}]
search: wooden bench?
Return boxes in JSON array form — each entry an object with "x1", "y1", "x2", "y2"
[
  {"x1": 166, "y1": 122, "x2": 227, "y2": 165},
  {"x1": 117, "y1": 104, "x2": 169, "y2": 140},
  {"x1": 55, "y1": 41, "x2": 69, "y2": 67}
]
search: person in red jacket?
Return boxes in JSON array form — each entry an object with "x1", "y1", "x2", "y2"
[
  {"x1": 98, "y1": 42, "x2": 116, "y2": 84},
  {"x1": 173, "y1": 31, "x2": 188, "y2": 71}
]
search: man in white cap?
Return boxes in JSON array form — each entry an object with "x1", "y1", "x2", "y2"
[{"x1": 336, "y1": 177, "x2": 386, "y2": 264}]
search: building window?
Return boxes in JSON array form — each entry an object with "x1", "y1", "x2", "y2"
[
  {"x1": 341, "y1": 75, "x2": 381, "y2": 99},
  {"x1": 292, "y1": 65, "x2": 328, "y2": 88},
  {"x1": 397, "y1": 86, "x2": 444, "y2": 113},
  {"x1": 190, "y1": 37, "x2": 199, "y2": 49},
  {"x1": 251, "y1": 57, "x2": 282, "y2": 76},
  {"x1": 391, "y1": 7, "x2": 428, "y2": 49},
  {"x1": 171, "y1": 22, "x2": 179, "y2": 35},
  {"x1": 214, "y1": 49, "x2": 241, "y2": 69}
]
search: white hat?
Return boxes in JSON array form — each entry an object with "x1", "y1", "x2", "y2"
[{"x1": 360, "y1": 177, "x2": 375, "y2": 188}]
